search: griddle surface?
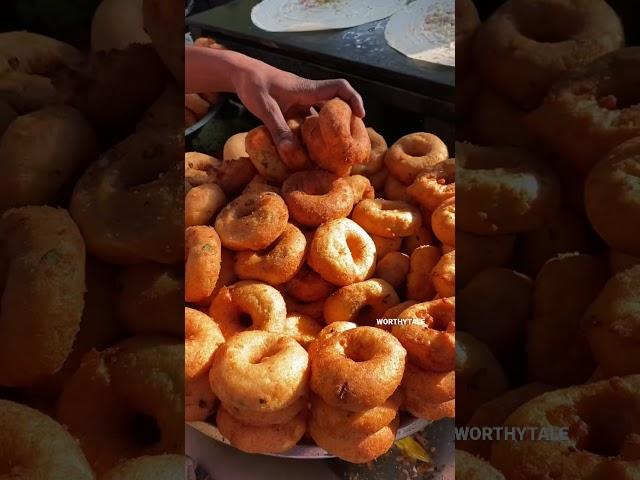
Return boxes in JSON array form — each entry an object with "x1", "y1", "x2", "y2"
[{"x1": 188, "y1": 0, "x2": 454, "y2": 102}]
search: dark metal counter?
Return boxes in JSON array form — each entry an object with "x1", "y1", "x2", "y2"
[{"x1": 187, "y1": 0, "x2": 454, "y2": 123}]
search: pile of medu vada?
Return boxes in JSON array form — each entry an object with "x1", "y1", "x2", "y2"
[
  {"x1": 0, "y1": 1, "x2": 192, "y2": 478},
  {"x1": 456, "y1": 0, "x2": 640, "y2": 478},
  {"x1": 185, "y1": 96, "x2": 456, "y2": 462}
]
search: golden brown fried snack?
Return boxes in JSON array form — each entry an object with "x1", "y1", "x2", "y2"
[
  {"x1": 457, "y1": 142, "x2": 561, "y2": 235},
  {"x1": 393, "y1": 298, "x2": 455, "y2": 373},
  {"x1": 584, "y1": 265, "x2": 640, "y2": 376},
  {"x1": 323, "y1": 279, "x2": 400, "y2": 326},
  {"x1": 491, "y1": 377, "x2": 640, "y2": 480},
  {"x1": 0, "y1": 400, "x2": 93, "y2": 480},
  {"x1": 210, "y1": 331, "x2": 309, "y2": 413},
  {"x1": 209, "y1": 281, "x2": 286, "y2": 339},
  {"x1": 528, "y1": 254, "x2": 606, "y2": 386},
  {"x1": 586, "y1": 137, "x2": 640, "y2": 257},
  {"x1": 215, "y1": 192, "x2": 289, "y2": 251},
  {"x1": 456, "y1": 332, "x2": 508, "y2": 425},
  {"x1": 302, "y1": 98, "x2": 370, "y2": 177},
  {"x1": 0, "y1": 206, "x2": 85, "y2": 387},
  {"x1": 526, "y1": 47, "x2": 640, "y2": 172},
  {"x1": 458, "y1": 267, "x2": 532, "y2": 357},
  {"x1": 0, "y1": 106, "x2": 97, "y2": 211},
  {"x1": 71, "y1": 130, "x2": 183, "y2": 264},
  {"x1": 456, "y1": 450, "x2": 505, "y2": 480},
  {"x1": 459, "y1": 384, "x2": 552, "y2": 459},
  {"x1": 282, "y1": 170, "x2": 355, "y2": 227},
  {"x1": 234, "y1": 223, "x2": 306, "y2": 285},
  {"x1": 58, "y1": 337, "x2": 184, "y2": 475},
  {"x1": 310, "y1": 327, "x2": 406, "y2": 411},
  {"x1": 0, "y1": 31, "x2": 85, "y2": 111},
  {"x1": 308, "y1": 218, "x2": 376, "y2": 286},
  {"x1": 385, "y1": 132, "x2": 449, "y2": 185},
  {"x1": 185, "y1": 226, "x2": 221, "y2": 304},
  {"x1": 473, "y1": 0, "x2": 623, "y2": 109}
]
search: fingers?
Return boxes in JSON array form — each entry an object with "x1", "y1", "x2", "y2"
[
  {"x1": 253, "y1": 93, "x2": 306, "y2": 161},
  {"x1": 255, "y1": 94, "x2": 294, "y2": 145},
  {"x1": 301, "y1": 79, "x2": 365, "y2": 118}
]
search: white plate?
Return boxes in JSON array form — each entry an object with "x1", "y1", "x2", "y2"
[{"x1": 187, "y1": 415, "x2": 431, "y2": 459}]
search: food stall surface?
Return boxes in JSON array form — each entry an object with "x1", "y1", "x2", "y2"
[{"x1": 187, "y1": 0, "x2": 454, "y2": 120}]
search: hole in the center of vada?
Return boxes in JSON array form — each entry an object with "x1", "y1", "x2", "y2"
[
  {"x1": 571, "y1": 394, "x2": 635, "y2": 457},
  {"x1": 402, "y1": 141, "x2": 429, "y2": 157},
  {"x1": 238, "y1": 313, "x2": 253, "y2": 328},
  {"x1": 355, "y1": 305, "x2": 376, "y2": 325},
  {"x1": 346, "y1": 235, "x2": 364, "y2": 262},
  {"x1": 344, "y1": 344, "x2": 371, "y2": 363},
  {"x1": 121, "y1": 154, "x2": 170, "y2": 190},
  {"x1": 129, "y1": 412, "x2": 161, "y2": 447},
  {"x1": 516, "y1": 5, "x2": 583, "y2": 43},
  {"x1": 251, "y1": 344, "x2": 281, "y2": 364}
]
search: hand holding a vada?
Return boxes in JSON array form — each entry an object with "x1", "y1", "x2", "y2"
[{"x1": 185, "y1": 46, "x2": 364, "y2": 164}]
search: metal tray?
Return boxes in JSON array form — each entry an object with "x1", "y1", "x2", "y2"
[
  {"x1": 185, "y1": 95, "x2": 225, "y2": 137},
  {"x1": 187, "y1": 415, "x2": 431, "y2": 459}
]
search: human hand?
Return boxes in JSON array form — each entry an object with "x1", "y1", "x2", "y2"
[{"x1": 234, "y1": 60, "x2": 365, "y2": 163}]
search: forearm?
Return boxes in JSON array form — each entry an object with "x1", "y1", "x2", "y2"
[{"x1": 185, "y1": 46, "x2": 273, "y2": 94}]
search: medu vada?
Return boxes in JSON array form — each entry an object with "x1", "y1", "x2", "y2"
[
  {"x1": 185, "y1": 307, "x2": 224, "y2": 382},
  {"x1": 209, "y1": 280, "x2": 286, "y2": 338},
  {"x1": 101, "y1": 455, "x2": 191, "y2": 480},
  {"x1": 210, "y1": 330, "x2": 309, "y2": 413},
  {"x1": 402, "y1": 364, "x2": 455, "y2": 421},
  {"x1": 525, "y1": 47, "x2": 640, "y2": 172},
  {"x1": 528, "y1": 254, "x2": 606, "y2": 386},
  {"x1": 351, "y1": 127, "x2": 387, "y2": 176},
  {"x1": 282, "y1": 170, "x2": 355, "y2": 227},
  {"x1": 57, "y1": 337, "x2": 184, "y2": 475},
  {"x1": 352, "y1": 199, "x2": 422, "y2": 238},
  {"x1": 456, "y1": 450, "x2": 505, "y2": 480},
  {"x1": 302, "y1": 98, "x2": 371, "y2": 176},
  {"x1": 0, "y1": 106, "x2": 97, "y2": 211},
  {"x1": 0, "y1": 206, "x2": 85, "y2": 387},
  {"x1": 473, "y1": 0, "x2": 623, "y2": 109},
  {"x1": 70, "y1": 130, "x2": 183, "y2": 264},
  {"x1": 456, "y1": 142, "x2": 561, "y2": 235},
  {"x1": 384, "y1": 132, "x2": 448, "y2": 185},
  {"x1": 393, "y1": 297, "x2": 455, "y2": 373},
  {"x1": 491, "y1": 376, "x2": 640, "y2": 480},
  {"x1": 310, "y1": 390, "x2": 402, "y2": 436},
  {"x1": 323, "y1": 278, "x2": 400, "y2": 326},
  {"x1": 585, "y1": 137, "x2": 640, "y2": 257},
  {"x1": 583, "y1": 265, "x2": 640, "y2": 376},
  {"x1": 308, "y1": 218, "x2": 376, "y2": 286},
  {"x1": 0, "y1": 400, "x2": 93, "y2": 479},
  {"x1": 308, "y1": 412, "x2": 399, "y2": 464},
  {"x1": 214, "y1": 191, "x2": 288, "y2": 251},
  {"x1": 185, "y1": 226, "x2": 221, "y2": 304},
  {"x1": 310, "y1": 326, "x2": 406, "y2": 411},
  {"x1": 234, "y1": 223, "x2": 306, "y2": 285},
  {"x1": 216, "y1": 406, "x2": 307, "y2": 454}
]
